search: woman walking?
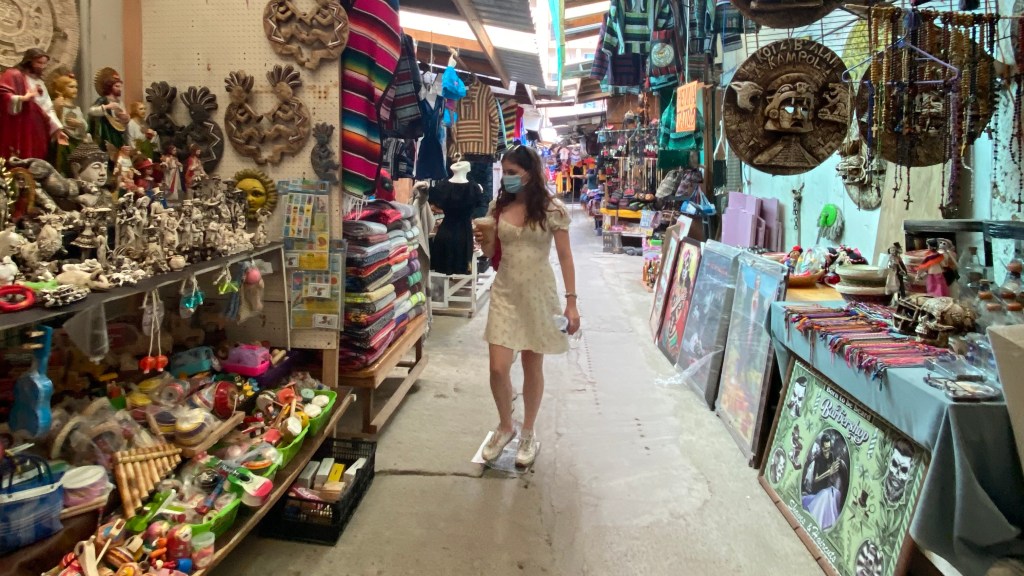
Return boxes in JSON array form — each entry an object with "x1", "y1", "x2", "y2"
[{"x1": 475, "y1": 145, "x2": 581, "y2": 467}]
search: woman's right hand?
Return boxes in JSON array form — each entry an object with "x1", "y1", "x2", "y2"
[{"x1": 472, "y1": 225, "x2": 485, "y2": 245}]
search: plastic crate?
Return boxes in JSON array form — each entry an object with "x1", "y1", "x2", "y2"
[
  {"x1": 277, "y1": 425, "x2": 309, "y2": 469},
  {"x1": 259, "y1": 439, "x2": 375, "y2": 545},
  {"x1": 306, "y1": 390, "x2": 337, "y2": 437},
  {"x1": 190, "y1": 494, "x2": 241, "y2": 538}
]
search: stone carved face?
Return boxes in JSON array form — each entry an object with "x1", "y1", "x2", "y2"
[
  {"x1": 75, "y1": 160, "x2": 108, "y2": 186},
  {"x1": 883, "y1": 441, "x2": 914, "y2": 503},
  {"x1": 765, "y1": 82, "x2": 815, "y2": 134}
]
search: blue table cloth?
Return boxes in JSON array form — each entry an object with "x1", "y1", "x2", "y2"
[{"x1": 769, "y1": 302, "x2": 1024, "y2": 576}]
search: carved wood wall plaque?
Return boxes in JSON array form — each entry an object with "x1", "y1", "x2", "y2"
[
  {"x1": 263, "y1": 0, "x2": 350, "y2": 70},
  {"x1": 0, "y1": 0, "x2": 79, "y2": 74},
  {"x1": 223, "y1": 65, "x2": 311, "y2": 166},
  {"x1": 724, "y1": 39, "x2": 849, "y2": 176},
  {"x1": 729, "y1": 0, "x2": 840, "y2": 30},
  {"x1": 145, "y1": 82, "x2": 223, "y2": 173}
]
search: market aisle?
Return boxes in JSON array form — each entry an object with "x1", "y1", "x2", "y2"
[{"x1": 221, "y1": 207, "x2": 822, "y2": 576}]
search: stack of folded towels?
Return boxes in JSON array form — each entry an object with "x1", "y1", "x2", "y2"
[{"x1": 340, "y1": 201, "x2": 425, "y2": 370}]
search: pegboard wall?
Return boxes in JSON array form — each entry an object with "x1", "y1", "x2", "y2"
[{"x1": 139, "y1": 0, "x2": 340, "y2": 183}]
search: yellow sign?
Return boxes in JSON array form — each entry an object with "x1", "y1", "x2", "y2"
[{"x1": 675, "y1": 81, "x2": 700, "y2": 133}]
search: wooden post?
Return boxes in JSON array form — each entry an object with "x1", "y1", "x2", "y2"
[{"x1": 122, "y1": 0, "x2": 143, "y2": 106}]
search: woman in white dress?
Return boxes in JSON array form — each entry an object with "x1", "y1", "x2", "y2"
[{"x1": 474, "y1": 145, "x2": 580, "y2": 467}]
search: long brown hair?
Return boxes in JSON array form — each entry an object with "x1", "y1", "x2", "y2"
[{"x1": 495, "y1": 146, "x2": 556, "y2": 230}]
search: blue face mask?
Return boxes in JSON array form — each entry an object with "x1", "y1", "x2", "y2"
[{"x1": 502, "y1": 175, "x2": 524, "y2": 193}]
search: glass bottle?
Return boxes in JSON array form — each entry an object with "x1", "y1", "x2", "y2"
[
  {"x1": 1000, "y1": 253, "x2": 1023, "y2": 300},
  {"x1": 957, "y1": 246, "x2": 984, "y2": 300},
  {"x1": 1007, "y1": 302, "x2": 1024, "y2": 325}
]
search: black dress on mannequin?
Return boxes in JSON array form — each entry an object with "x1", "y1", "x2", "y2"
[{"x1": 429, "y1": 180, "x2": 485, "y2": 275}]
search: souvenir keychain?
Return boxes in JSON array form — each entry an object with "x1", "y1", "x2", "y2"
[
  {"x1": 179, "y1": 274, "x2": 204, "y2": 319},
  {"x1": 139, "y1": 290, "x2": 168, "y2": 373},
  {"x1": 214, "y1": 266, "x2": 239, "y2": 295}
]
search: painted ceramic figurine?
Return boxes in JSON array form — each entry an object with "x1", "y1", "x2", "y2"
[
  {"x1": 127, "y1": 101, "x2": 160, "y2": 154},
  {"x1": 185, "y1": 144, "x2": 207, "y2": 192},
  {"x1": 49, "y1": 70, "x2": 87, "y2": 173},
  {"x1": 886, "y1": 242, "x2": 910, "y2": 299},
  {"x1": 112, "y1": 145, "x2": 138, "y2": 192},
  {"x1": 160, "y1": 144, "x2": 184, "y2": 202},
  {"x1": 784, "y1": 245, "x2": 803, "y2": 271},
  {"x1": 0, "y1": 48, "x2": 67, "y2": 161},
  {"x1": 89, "y1": 67, "x2": 129, "y2": 151},
  {"x1": 134, "y1": 157, "x2": 157, "y2": 197},
  {"x1": 253, "y1": 206, "x2": 271, "y2": 247},
  {"x1": 916, "y1": 238, "x2": 952, "y2": 297}
]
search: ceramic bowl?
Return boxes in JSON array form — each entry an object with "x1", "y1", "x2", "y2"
[
  {"x1": 835, "y1": 282, "x2": 891, "y2": 305},
  {"x1": 836, "y1": 265, "x2": 888, "y2": 287}
]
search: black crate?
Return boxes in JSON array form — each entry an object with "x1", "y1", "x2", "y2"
[{"x1": 260, "y1": 438, "x2": 376, "y2": 545}]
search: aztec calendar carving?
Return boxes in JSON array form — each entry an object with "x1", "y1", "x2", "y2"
[{"x1": 0, "y1": 0, "x2": 79, "y2": 73}]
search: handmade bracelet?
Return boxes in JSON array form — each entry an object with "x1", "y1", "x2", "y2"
[
  {"x1": 565, "y1": 293, "x2": 578, "y2": 299},
  {"x1": 0, "y1": 285, "x2": 35, "y2": 312}
]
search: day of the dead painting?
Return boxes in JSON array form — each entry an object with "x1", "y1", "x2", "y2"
[{"x1": 761, "y1": 361, "x2": 928, "y2": 576}]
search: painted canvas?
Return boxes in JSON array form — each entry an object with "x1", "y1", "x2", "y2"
[
  {"x1": 676, "y1": 240, "x2": 743, "y2": 409},
  {"x1": 656, "y1": 239, "x2": 702, "y2": 363},
  {"x1": 761, "y1": 361, "x2": 928, "y2": 576},
  {"x1": 649, "y1": 228, "x2": 682, "y2": 340},
  {"x1": 716, "y1": 253, "x2": 787, "y2": 465}
]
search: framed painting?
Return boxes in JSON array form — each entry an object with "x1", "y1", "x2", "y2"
[
  {"x1": 649, "y1": 227, "x2": 682, "y2": 340},
  {"x1": 676, "y1": 240, "x2": 743, "y2": 409},
  {"x1": 715, "y1": 253, "x2": 788, "y2": 466},
  {"x1": 656, "y1": 239, "x2": 702, "y2": 363},
  {"x1": 760, "y1": 361, "x2": 928, "y2": 576}
]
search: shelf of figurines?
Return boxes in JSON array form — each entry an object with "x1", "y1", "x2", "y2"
[
  {"x1": 0, "y1": 241, "x2": 284, "y2": 332},
  {"x1": 3, "y1": 365, "x2": 357, "y2": 576}
]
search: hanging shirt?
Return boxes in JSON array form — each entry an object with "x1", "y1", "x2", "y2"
[
  {"x1": 450, "y1": 81, "x2": 500, "y2": 158},
  {"x1": 341, "y1": 0, "x2": 401, "y2": 197}
]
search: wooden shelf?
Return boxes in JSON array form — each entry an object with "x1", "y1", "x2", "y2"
[
  {"x1": 195, "y1": 390, "x2": 355, "y2": 575},
  {"x1": 0, "y1": 243, "x2": 285, "y2": 332}
]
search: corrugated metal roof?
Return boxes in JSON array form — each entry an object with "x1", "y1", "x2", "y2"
[
  {"x1": 471, "y1": 0, "x2": 536, "y2": 33},
  {"x1": 497, "y1": 48, "x2": 547, "y2": 87}
]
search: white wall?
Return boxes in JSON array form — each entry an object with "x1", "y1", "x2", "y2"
[{"x1": 78, "y1": 0, "x2": 125, "y2": 110}]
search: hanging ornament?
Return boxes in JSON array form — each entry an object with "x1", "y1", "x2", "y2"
[
  {"x1": 816, "y1": 204, "x2": 845, "y2": 244},
  {"x1": 140, "y1": 290, "x2": 168, "y2": 374}
]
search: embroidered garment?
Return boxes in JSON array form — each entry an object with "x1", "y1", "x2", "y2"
[
  {"x1": 450, "y1": 81, "x2": 500, "y2": 157},
  {"x1": 340, "y1": 0, "x2": 401, "y2": 197}
]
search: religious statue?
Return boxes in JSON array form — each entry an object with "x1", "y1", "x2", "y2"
[
  {"x1": 68, "y1": 137, "x2": 112, "y2": 209},
  {"x1": 127, "y1": 101, "x2": 160, "y2": 156},
  {"x1": 0, "y1": 49, "x2": 68, "y2": 161},
  {"x1": 72, "y1": 207, "x2": 111, "y2": 262},
  {"x1": 160, "y1": 144, "x2": 184, "y2": 202},
  {"x1": 134, "y1": 157, "x2": 157, "y2": 198},
  {"x1": 112, "y1": 145, "x2": 139, "y2": 193},
  {"x1": 49, "y1": 69, "x2": 88, "y2": 174},
  {"x1": 89, "y1": 67, "x2": 129, "y2": 151},
  {"x1": 185, "y1": 144, "x2": 208, "y2": 192}
]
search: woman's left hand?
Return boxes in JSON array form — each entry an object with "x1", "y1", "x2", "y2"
[{"x1": 564, "y1": 301, "x2": 581, "y2": 335}]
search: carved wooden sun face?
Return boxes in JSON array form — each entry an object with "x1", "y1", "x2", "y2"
[{"x1": 233, "y1": 169, "x2": 278, "y2": 219}]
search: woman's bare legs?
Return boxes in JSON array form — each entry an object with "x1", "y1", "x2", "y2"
[
  {"x1": 520, "y1": 350, "x2": 545, "y2": 433},
  {"x1": 489, "y1": 344, "x2": 516, "y2": 434}
]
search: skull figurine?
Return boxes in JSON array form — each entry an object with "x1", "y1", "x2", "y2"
[{"x1": 883, "y1": 439, "x2": 915, "y2": 504}]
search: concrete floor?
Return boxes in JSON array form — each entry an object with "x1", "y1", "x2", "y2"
[{"x1": 220, "y1": 208, "x2": 824, "y2": 576}]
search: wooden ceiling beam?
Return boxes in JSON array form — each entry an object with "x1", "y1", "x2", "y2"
[
  {"x1": 564, "y1": 11, "x2": 605, "y2": 29},
  {"x1": 565, "y1": 28, "x2": 600, "y2": 43},
  {"x1": 405, "y1": 28, "x2": 484, "y2": 54},
  {"x1": 450, "y1": 0, "x2": 512, "y2": 89},
  {"x1": 415, "y1": 45, "x2": 498, "y2": 78}
]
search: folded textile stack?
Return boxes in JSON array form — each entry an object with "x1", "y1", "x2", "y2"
[
  {"x1": 340, "y1": 200, "x2": 427, "y2": 371},
  {"x1": 389, "y1": 201, "x2": 427, "y2": 340},
  {"x1": 342, "y1": 214, "x2": 399, "y2": 370}
]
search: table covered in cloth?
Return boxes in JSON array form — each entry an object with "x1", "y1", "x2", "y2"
[{"x1": 769, "y1": 301, "x2": 1024, "y2": 576}]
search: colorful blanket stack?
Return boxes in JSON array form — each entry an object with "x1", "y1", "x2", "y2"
[{"x1": 341, "y1": 201, "x2": 428, "y2": 370}]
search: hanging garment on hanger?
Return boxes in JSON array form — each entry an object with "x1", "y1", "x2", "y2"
[
  {"x1": 381, "y1": 34, "x2": 424, "y2": 139},
  {"x1": 498, "y1": 98, "x2": 519, "y2": 148},
  {"x1": 428, "y1": 179, "x2": 484, "y2": 275},
  {"x1": 415, "y1": 95, "x2": 447, "y2": 180},
  {"x1": 449, "y1": 81, "x2": 500, "y2": 158},
  {"x1": 341, "y1": 0, "x2": 401, "y2": 197}
]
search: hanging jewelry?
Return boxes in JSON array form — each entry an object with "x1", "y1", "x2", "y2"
[{"x1": 139, "y1": 290, "x2": 168, "y2": 373}]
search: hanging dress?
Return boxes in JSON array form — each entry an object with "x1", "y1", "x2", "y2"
[
  {"x1": 415, "y1": 95, "x2": 447, "y2": 180},
  {"x1": 428, "y1": 180, "x2": 481, "y2": 275}
]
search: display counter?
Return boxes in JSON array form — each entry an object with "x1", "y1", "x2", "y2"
[{"x1": 768, "y1": 302, "x2": 1024, "y2": 576}]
